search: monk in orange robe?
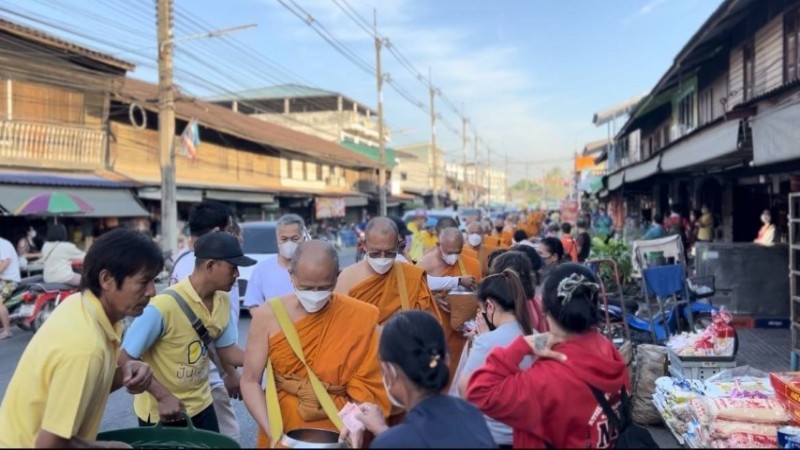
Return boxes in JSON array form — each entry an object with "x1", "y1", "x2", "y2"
[
  {"x1": 491, "y1": 217, "x2": 513, "y2": 248},
  {"x1": 417, "y1": 227, "x2": 482, "y2": 385},
  {"x1": 336, "y1": 217, "x2": 442, "y2": 325},
  {"x1": 528, "y1": 209, "x2": 546, "y2": 238},
  {"x1": 462, "y1": 221, "x2": 491, "y2": 277},
  {"x1": 242, "y1": 240, "x2": 390, "y2": 448}
]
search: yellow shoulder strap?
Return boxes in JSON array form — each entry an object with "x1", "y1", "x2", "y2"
[
  {"x1": 264, "y1": 298, "x2": 344, "y2": 447},
  {"x1": 457, "y1": 257, "x2": 467, "y2": 277},
  {"x1": 394, "y1": 262, "x2": 410, "y2": 310}
]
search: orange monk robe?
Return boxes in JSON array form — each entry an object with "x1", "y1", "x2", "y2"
[
  {"x1": 431, "y1": 255, "x2": 482, "y2": 380},
  {"x1": 484, "y1": 235, "x2": 503, "y2": 250},
  {"x1": 347, "y1": 262, "x2": 442, "y2": 325},
  {"x1": 461, "y1": 244, "x2": 489, "y2": 278},
  {"x1": 528, "y1": 211, "x2": 545, "y2": 238},
  {"x1": 256, "y1": 295, "x2": 390, "y2": 448},
  {"x1": 501, "y1": 228, "x2": 514, "y2": 247}
]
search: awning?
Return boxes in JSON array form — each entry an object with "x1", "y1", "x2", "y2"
[
  {"x1": 344, "y1": 196, "x2": 368, "y2": 207},
  {"x1": 752, "y1": 99, "x2": 800, "y2": 166},
  {"x1": 0, "y1": 185, "x2": 148, "y2": 217},
  {"x1": 607, "y1": 171, "x2": 625, "y2": 191},
  {"x1": 205, "y1": 189, "x2": 275, "y2": 204},
  {"x1": 137, "y1": 187, "x2": 203, "y2": 203},
  {"x1": 661, "y1": 120, "x2": 741, "y2": 172},
  {"x1": 625, "y1": 155, "x2": 661, "y2": 183}
]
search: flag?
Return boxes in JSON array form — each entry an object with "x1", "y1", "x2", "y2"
[{"x1": 180, "y1": 119, "x2": 200, "y2": 160}]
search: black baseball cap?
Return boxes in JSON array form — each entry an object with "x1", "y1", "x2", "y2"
[
  {"x1": 388, "y1": 216, "x2": 413, "y2": 237},
  {"x1": 194, "y1": 232, "x2": 257, "y2": 267}
]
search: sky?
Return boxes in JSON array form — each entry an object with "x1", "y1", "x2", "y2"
[{"x1": 5, "y1": 0, "x2": 724, "y2": 182}]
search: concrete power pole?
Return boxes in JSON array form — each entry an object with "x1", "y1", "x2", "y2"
[
  {"x1": 461, "y1": 113, "x2": 468, "y2": 207},
  {"x1": 504, "y1": 153, "x2": 509, "y2": 205},
  {"x1": 472, "y1": 133, "x2": 479, "y2": 208},
  {"x1": 487, "y1": 146, "x2": 492, "y2": 208},
  {"x1": 157, "y1": 0, "x2": 177, "y2": 257},
  {"x1": 374, "y1": 10, "x2": 387, "y2": 216},
  {"x1": 429, "y1": 69, "x2": 439, "y2": 209}
]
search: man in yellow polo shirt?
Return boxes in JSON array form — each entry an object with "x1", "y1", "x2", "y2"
[
  {"x1": 0, "y1": 229, "x2": 163, "y2": 448},
  {"x1": 120, "y1": 232, "x2": 255, "y2": 432}
]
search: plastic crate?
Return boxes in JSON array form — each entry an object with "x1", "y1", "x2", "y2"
[{"x1": 668, "y1": 348, "x2": 736, "y2": 380}]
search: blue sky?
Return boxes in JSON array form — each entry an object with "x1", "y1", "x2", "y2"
[{"x1": 6, "y1": 0, "x2": 723, "y2": 181}]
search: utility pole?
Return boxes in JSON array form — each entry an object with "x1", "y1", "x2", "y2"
[
  {"x1": 472, "y1": 133, "x2": 479, "y2": 208},
  {"x1": 429, "y1": 68, "x2": 439, "y2": 209},
  {"x1": 504, "y1": 153, "x2": 509, "y2": 205},
  {"x1": 157, "y1": 0, "x2": 177, "y2": 257},
  {"x1": 374, "y1": 10, "x2": 387, "y2": 216},
  {"x1": 461, "y1": 111, "x2": 468, "y2": 208},
  {"x1": 487, "y1": 146, "x2": 493, "y2": 208}
]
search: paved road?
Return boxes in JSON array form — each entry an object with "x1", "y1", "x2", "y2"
[{"x1": 0, "y1": 246, "x2": 356, "y2": 448}]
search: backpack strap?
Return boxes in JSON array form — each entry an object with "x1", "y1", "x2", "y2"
[
  {"x1": 162, "y1": 289, "x2": 228, "y2": 380},
  {"x1": 585, "y1": 383, "x2": 629, "y2": 432}
]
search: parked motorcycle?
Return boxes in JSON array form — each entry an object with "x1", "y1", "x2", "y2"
[{"x1": 4, "y1": 260, "x2": 82, "y2": 333}]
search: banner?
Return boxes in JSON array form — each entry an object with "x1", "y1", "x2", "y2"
[
  {"x1": 315, "y1": 198, "x2": 346, "y2": 219},
  {"x1": 559, "y1": 199, "x2": 580, "y2": 225},
  {"x1": 180, "y1": 119, "x2": 200, "y2": 160}
]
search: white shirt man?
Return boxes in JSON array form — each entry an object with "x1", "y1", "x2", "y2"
[
  {"x1": 243, "y1": 214, "x2": 307, "y2": 310},
  {"x1": 0, "y1": 237, "x2": 21, "y2": 339}
]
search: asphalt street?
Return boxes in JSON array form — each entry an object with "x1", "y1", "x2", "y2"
[{"x1": 0, "y1": 246, "x2": 357, "y2": 448}]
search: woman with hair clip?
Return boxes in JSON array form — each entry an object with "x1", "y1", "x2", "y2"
[
  {"x1": 340, "y1": 310, "x2": 495, "y2": 449},
  {"x1": 453, "y1": 268, "x2": 535, "y2": 448},
  {"x1": 467, "y1": 263, "x2": 631, "y2": 449}
]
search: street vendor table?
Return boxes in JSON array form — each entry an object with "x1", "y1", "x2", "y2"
[{"x1": 694, "y1": 242, "x2": 789, "y2": 318}]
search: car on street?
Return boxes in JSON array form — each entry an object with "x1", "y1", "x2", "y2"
[
  {"x1": 238, "y1": 221, "x2": 279, "y2": 302},
  {"x1": 457, "y1": 207, "x2": 486, "y2": 226}
]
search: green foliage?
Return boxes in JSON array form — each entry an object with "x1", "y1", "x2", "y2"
[{"x1": 588, "y1": 237, "x2": 633, "y2": 286}]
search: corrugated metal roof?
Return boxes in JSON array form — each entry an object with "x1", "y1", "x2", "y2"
[
  {"x1": 204, "y1": 84, "x2": 338, "y2": 101},
  {"x1": 0, "y1": 170, "x2": 136, "y2": 188},
  {"x1": 583, "y1": 138, "x2": 611, "y2": 155},
  {"x1": 0, "y1": 18, "x2": 134, "y2": 72},
  {"x1": 115, "y1": 79, "x2": 379, "y2": 170}
]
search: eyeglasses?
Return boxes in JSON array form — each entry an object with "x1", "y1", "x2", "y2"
[{"x1": 367, "y1": 250, "x2": 398, "y2": 259}]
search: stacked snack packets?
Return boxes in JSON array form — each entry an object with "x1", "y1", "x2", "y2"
[{"x1": 666, "y1": 308, "x2": 735, "y2": 358}]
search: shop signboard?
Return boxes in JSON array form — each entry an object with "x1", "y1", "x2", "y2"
[
  {"x1": 315, "y1": 197, "x2": 346, "y2": 219},
  {"x1": 560, "y1": 199, "x2": 580, "y2": 224}
]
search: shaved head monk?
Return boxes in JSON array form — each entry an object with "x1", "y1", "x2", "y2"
[
  {"x1": 462, "y1": 221, "x2": 491, "y2": 277},
  {"x1": 242, "y1": 240, "x2": 389, "y2": 448},
  {"x1": 336, "y1": 217, "x2": 442, "y2": 325},
  {"x1": 417, "y1": 227, "x2": 482, "y2": 384}
]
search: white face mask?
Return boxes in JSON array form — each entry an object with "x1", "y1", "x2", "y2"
[
  {"x1": 367, "y1": 256, "x2": 394, "y2": 275},
  {"x1": 295, "y1": 289, "x2": 331, "y2": 313},
  {"x1": 382, "y1": 364, "x2": 404, "y2": 408},
  {"x1": 467, "y1": 233, "x2": 482, "y2": 247},
  {"x1": 440, "y1": 248, "x2": 458, "y2": 266},
  {"x1": 761, "y1": 215, "x2": 770, "y2": 224},
  {"x1": 279, "y1": 241, "x2": 299, "y2": 259}
]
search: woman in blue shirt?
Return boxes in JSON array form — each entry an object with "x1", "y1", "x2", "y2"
[{"x1": 342, "y1": 310, "x2": 496, "y2": 449}]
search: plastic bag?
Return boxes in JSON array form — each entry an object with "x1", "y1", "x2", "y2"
[
  {"x1": 704, "y1": 366, "x2": 770, "y2": 383},
  {"x1": 631, "y1": 344, "x2": 668, "y2": 425}
]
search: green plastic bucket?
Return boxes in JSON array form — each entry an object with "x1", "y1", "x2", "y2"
[{"x1": 96, "y1": 413, "x2": 240, "y2": 449}]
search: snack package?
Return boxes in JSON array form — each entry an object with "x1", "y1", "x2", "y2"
[
  {"x1": 691, "y1": 397, "x2": 791, "y2": 424},
  {"x1": 770, "y1": 372, "x2": 800, "y2": 423},
  {"x1": 712, "y1": 308, "x2": 735, "y2": 357}
]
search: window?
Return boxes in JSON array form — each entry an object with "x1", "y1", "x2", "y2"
[
  {"x1": 743, "y1": 42, "x2": 755, "y2": 101},
  {"x1": 786, "y1": 10, "x2": 800, "y2": 82},
  {"x1": 699, "y1": 88, "x2": 714, "y2": 125},
  {"x1": 678, "y1": 91, "x2": 696, "y2": 130},
  {"x1": 316, "y1": 163, "x2": 323, "y2": 181}
]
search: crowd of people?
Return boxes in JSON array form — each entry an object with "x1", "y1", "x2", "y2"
[{"x1": 0, "y1": 201, "x2": 641, "y2": 449}]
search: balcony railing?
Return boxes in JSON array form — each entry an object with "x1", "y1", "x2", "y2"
[{"x1": 0, "y1": 120, "x2": 106, "y2": 169}]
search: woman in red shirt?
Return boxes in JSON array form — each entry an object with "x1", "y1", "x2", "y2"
[{"x1": 466, "y1": 263, "x2": 630, "y2": 449}]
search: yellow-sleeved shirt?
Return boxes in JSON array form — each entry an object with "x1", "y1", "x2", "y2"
[
  {"x1": 124, "y1": 278, "x2": 232, "y2": 422},
  {"x1": 0, "y1": 291, "x2": 123, "y2": 447}
]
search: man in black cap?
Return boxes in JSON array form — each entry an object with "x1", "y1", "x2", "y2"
[{"x1": 119, "y1": 232, "x2": 256, "y2": 433}]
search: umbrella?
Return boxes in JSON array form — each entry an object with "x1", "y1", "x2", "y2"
[{"x1": 15, "y1": 192, "x2": 94, "y2": 216}]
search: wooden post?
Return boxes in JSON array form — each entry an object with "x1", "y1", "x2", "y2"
[{"x1": 374, "y1": 10, "x2": 387, "y2": 216}]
